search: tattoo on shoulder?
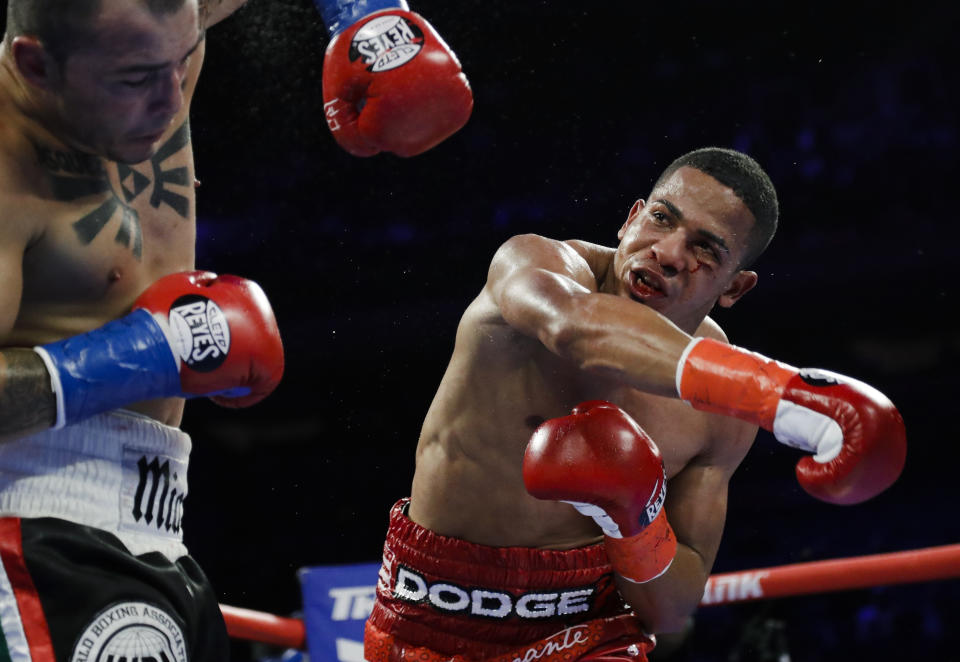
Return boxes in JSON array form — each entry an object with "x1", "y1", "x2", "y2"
[{"x1": 35, "y1": 122, "x2": 193, "y2": 261}]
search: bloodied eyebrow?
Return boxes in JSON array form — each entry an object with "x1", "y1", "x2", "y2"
[{"x1": 653, "y1": 198, "x2": 730, "y2": 256}]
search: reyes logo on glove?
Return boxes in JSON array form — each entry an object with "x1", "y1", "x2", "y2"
[
  {"x1": 644, "y1": 470, "x2": 667, "y2": 527},
  {"x1": 349, "y1": 15, "x2": 424, "y2": 72},
  {"x1": 167, "y1": 295, "x2": 230, "y2": 371}
]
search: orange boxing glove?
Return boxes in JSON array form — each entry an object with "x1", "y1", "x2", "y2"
[{"x1": 677, "y1": 337, "x2": 906, "y2": 504}]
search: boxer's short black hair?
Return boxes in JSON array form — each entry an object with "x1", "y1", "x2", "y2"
[{"x1": 5, "y1": 0, "x2": 188, "y2": 63}]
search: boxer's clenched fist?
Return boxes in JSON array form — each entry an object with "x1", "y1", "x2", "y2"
[
  {"x1": 318, "y1": 0, "x2": 472, "y2": 157},
  {"x1": 677, "y1": 337, "x2": 906, "y2": 504},
  {"x1": 524, "y1": 401, "x2": 677, "y2": 584},
  {"x1": 35, "y1": 271, "x2": 284, "y2": 428}
]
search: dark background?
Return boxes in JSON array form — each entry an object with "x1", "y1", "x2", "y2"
[{"x1": 100, "y1": 0, "x2": 960, "y2": 659}]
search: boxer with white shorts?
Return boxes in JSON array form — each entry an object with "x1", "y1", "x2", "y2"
[
  {"x1": 0, "y1": 2, "x2": 286, "y2": 659},
  {"x1": 0, "y1": 0, "x2": 472, "y2": 657}
]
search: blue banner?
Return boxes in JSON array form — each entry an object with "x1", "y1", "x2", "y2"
[{"x1": 298, "y1": 562, "x2": 381, "y2": 661}]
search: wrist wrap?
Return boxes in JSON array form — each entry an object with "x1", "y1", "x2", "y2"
[
  {"x1": 604, "y1": 510, "x2": 677, "y2": 584},
  {"x1": 314, "y1": 0, "x2": 409, "y2": 36},
  {"x1": 34, "y1": 309, "x2": 180, "y2": 428}
]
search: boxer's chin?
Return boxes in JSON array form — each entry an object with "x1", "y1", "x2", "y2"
[{"x1": 110, "y1": 133, "x2": 165, "y2": 165}]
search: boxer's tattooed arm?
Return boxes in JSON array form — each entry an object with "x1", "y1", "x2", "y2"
[
  {"x1": 0, "y1": 350, "x2": 57, "y2": 436},
  {"x1": 35, "y1": 122, "x2": 193, "y2": 261}
]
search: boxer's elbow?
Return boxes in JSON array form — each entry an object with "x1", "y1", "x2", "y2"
[
  {"x1": 623, "y1": 585, "x2": 699, "y2": 635},
  {"x1": 648, "y1": 603, "x2": 696, "y2": 635},
  {"x1": 617, "y1": 558, "x2": 707, "y2": 635}
]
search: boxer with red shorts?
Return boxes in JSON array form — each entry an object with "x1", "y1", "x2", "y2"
[{"x1": 366, "y1": 148, "x2": 905, "y2": 660}]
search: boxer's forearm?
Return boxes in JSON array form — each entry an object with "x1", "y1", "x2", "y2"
[
  {"x1": 616, "y1": 543, "x2": 709, "y2": 634},
  {"x1": 557, "y1": 293, "x2": 692, "y2": 397},
  {"x1": 0, "y1": 349, "x2": 57, "y2": 441},
  {"x1": 503, "y1": 277, "x2": 692, "y2": 399}
]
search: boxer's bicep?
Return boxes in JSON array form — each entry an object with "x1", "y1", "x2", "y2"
[
  {"x1": 663, "y1": 461, "x2": 734, "y2": 577},
  {"x1": 666, "y1": 417, "x2": 756, "y2": 567}
]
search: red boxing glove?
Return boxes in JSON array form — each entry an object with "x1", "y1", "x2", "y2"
[
  {"x1": 677, "y1": 337, "x2": 906, "y2": 505},
  {"x1": 135, "y1": 271, "x2": 284, "y2": 408},
  {"x1": 322, "y1": 9, "x2": 473, "y2": 157},
  {"x1": 524, "y1": 401, "x2": 677, "y2": 584}
]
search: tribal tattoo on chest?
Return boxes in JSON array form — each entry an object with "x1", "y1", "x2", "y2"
[{"x1": 35, "y1": 122, "x2": 193, "y2": 260}]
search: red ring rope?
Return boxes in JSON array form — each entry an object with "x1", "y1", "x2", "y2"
[
  {"x1": 220, "y1": 604, "x2": 307, "y2": 649},
  {"x1": 220, "y1": 543, "x2": 960, "y2": 649},
  {"x1": 700, "y1": 543, "x2": 960, "y2": 605}
]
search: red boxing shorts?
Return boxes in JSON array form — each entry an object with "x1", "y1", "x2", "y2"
[{"x1": 365, "y1": 499, "x2": 655, "y2": 661}]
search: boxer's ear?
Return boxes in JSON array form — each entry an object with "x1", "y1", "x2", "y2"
[
  {"x1": 717, "y1": 270, "x2": 757, "y2": 308},
  {"x1": 618, "y1": 200, "x2": 645, "y2": 240},
  {"x1": 12, "y1": 37, "x2": 53, "y2": 89}
]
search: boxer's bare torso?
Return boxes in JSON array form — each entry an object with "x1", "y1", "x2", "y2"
[
  {"x1": 0, "y1": 43, "x2": 203, "y2": 429},
  {"x1": 0, "y1": 0, "x2": 247, "y2": 437},
  {"x1": 410, "y1": 239, "x2": 754, "y2": 551}
]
